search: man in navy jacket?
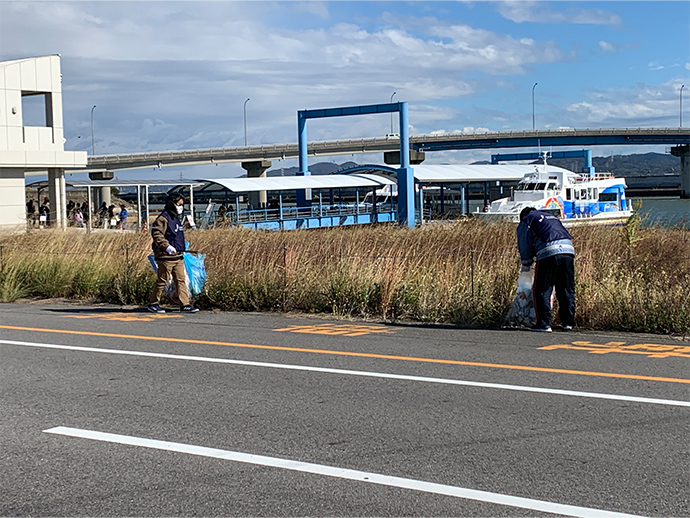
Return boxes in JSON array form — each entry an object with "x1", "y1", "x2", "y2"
[{"x1": 517, "y1": 207, "x2": 575, "y2": 332}]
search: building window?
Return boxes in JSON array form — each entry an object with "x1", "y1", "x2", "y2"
[{"x1": 21, "y1": 92, "x2": 53, "y2": 127}]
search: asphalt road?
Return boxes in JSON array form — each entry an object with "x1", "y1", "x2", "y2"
[{"x1": 1, "y1": 301, "x2": 688, "y2": 517}]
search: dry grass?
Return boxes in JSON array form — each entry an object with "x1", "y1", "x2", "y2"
[{"x1": 1, "y1": 215, "x2": 688, "y2": 335}]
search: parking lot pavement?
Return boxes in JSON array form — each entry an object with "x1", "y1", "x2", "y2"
[{"x1": 1, "y1": 302, "x2": 688, "y2": 516}]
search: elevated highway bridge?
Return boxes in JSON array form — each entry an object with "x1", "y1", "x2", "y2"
[
  {"x1": 80, "y1": 127, "x2": 689, "y2": 207},
  {"x1": 82, "y1": 127, "x2": 689, "y2": 172}
]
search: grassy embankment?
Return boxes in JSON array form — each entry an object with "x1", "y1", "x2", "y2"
[{"x1": 0, "y1": 213, "x2": 688, "y2": 335}]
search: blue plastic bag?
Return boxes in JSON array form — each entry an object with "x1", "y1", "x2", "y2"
[{"x1": 183, "y1": 251, "x2": 207, "y2": 297}]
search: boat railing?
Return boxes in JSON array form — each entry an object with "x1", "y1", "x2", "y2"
[{"x1": 575, "y1": 172, "x2": 616, "y2": 182}]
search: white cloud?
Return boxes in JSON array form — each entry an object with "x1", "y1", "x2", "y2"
[
  {"x1": 0, "y1": 1, "x2": 573, "y2": 153},
  {"x1": 597, "y1": 40, "x2": 639, "y2": 54},
  {"x1": 1, "y1": 1, "x2": 682, "y2": 158},
  {"x1": 565, "y1": 80, "x2": 686, "y2": 127},
  {"x1": 294, "y1": 1, "x2": 329, "y2": 19},
  {"x1": 599, "y1": 41, "x2": 615, "y2": 53},
  {"x1": 497, "y1": 1, "x2": 622, "y2": 26}
]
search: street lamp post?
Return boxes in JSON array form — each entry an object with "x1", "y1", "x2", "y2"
[
  {"x1": 531, "y1": 83, "x2": 538, "y2": 130},
  {"x1": 90, "y1": 105, "x2": 96, "y2": 155},
  {"x1": 243, "y1": 98, "x2": 250, "y2": 146},
  {"x1": 681, "y1": 85, "x2": 685, "y2": 128},
  {"x1": 390, "y1": 91, "x2": 397, "y2": 134}
]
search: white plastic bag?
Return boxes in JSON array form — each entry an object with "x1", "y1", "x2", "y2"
[{"x1": 504, "y1": 269, "x2": 536, "y2": 328}]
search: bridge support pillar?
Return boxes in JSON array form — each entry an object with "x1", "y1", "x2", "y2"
[
  {"x1": 89, "y1": 171, "x2": 113, "y2": 214},
  {"x1": 671, "y1": 145, "x2": 690, "y2": 199},
  {"x1": 242, "y1": 160, "x2": 272, "y2": 208},
  {"x1": 384, "y1": 150, "x2": 425, "y2": 165},
  {"x1": 47, "y1": 168, "x2": 67, "y2": 229}
]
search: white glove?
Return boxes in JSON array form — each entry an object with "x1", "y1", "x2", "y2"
[
  {"x1": 165, "y1": 245, "x2": 177, "y2": 255},
  {"x1": 520, "y1": 265, "x2": 531, "y2": 272}
]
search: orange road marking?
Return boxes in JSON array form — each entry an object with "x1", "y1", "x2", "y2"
[
  {"x1": 541, "y1": 341, "x2": 690, "y2": 359},
  {"x1": 62, "y1": 313, "x2": 182, "y2": 322},
  {"x1": 0, "y1": 324, "x2": 688, "y2": 385},
  {"x1": 275, "y1": 324, "x2": 395, "y2": 337}
]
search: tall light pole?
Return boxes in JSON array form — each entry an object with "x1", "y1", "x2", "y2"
[
  {"x1": 90, "y1": 105, "x2": 96, "y2": 155},
  {"x1": 531, "y1": 83, "x2": 538, "y2": 130},
  {"x1": 243, "y1": 97, "x2": 250, "y2": 146},
  {"x1": 390, "y1": 91, "x2": 397, "y2": 134},
  {"x1": 680, "y1": 85, "x2": 685, "y2": 128}
]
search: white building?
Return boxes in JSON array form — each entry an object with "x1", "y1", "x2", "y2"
[{"x1": 0, "y1": 55, "x2": 87, "y2": 231}]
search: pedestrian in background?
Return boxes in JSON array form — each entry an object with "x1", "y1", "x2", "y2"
[
  {"x1": 40, "y1": 197, "x2": 51, "y2": 226},
  {"x1": 26, "y1": 199, "x2": 36, "y2": 227},
  {"x1": 119, "y1": 204, "x2": 128, "y2": 230},
  {"x1": 97, "y1": 202, "x2": 108, "y2": 228},
  {"x1": 147, "y1": 192, "x2": 198, "y2": 314},
  {"x1": 517, "y1": 207, "x2": 575, "y2": 332},
  {"x1": 73, "y1": 209, "x2": 85, "y2": 228}
]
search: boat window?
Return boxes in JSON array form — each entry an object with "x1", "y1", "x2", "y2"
[
  {"x1": 547, "y1": 182, "x2": 558, "y2": 191},
  {"x1": 515, "y1": 184, "x2": 525, "y2": 191},
  {"x1": 525, "y1": 183, "x2": 537, "y2": 190},
  {"x1": 566, "y1": 189, "x2": 572, "y2": 200},
  {"x1": 599, "y1": 193, "x2": 617, "y2": 202},
  {"x1": 536, "y1": 183, "x2": 546, "y2": 190}
]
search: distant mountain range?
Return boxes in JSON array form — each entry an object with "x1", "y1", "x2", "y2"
[{"x1": 535, "y1": 152, "x2": 680, "y2": 177}]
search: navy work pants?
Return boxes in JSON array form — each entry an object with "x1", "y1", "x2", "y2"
[{"x1": 533, "y1": 253, "x2": 575, "y2": 328}]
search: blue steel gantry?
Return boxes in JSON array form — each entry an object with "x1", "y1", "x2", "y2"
[{"x1": 298, "y1": 102, "x2": 415, "y2": 228}]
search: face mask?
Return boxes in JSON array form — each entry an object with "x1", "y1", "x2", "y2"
[{"x1": 176, "y1": 205, "x2": 184, "y2": 215}]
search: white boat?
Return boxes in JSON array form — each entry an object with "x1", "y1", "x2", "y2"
[{"x1": 475, "y1": 156, "x2": 632, "y2": 226}]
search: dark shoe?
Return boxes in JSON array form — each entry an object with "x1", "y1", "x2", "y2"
[
  {"x1": 181, "y1": 305, "x2": 199, "y2": 313},
  {"x1": 147, "y1": 303, "x2": 165, "y2": 314},
  {"x1": 531, "y1": 325, "x2": 552, "y2": 333},
  {"x1": 563, "y1": 325, "x2": 573, "y2": 331}
]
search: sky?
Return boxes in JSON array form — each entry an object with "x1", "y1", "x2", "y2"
[{"x1": 1, "y1": 0, "x2": 689, "y2": 180}]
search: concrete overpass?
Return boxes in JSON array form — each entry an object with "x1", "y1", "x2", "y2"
[
  {"x1": 82, "y1": 127, "x2": 689, "y2": 171},
  {"x1": 79, "y1": 127, "x2": 690, "y2": 199}
]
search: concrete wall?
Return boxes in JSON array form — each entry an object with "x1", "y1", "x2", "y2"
[
  {"x1": 0, "y1": 56, "x2": 87, "y2": 230},
  {"x1": 0, "y1": 168, "x2": 28, "y2": 231}
]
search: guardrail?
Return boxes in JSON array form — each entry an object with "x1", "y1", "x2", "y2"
[{"x1": 198, "y1": 201, "x2": 398, "y2": 229}]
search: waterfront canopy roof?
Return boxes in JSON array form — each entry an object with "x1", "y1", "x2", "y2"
[
  {"x1": 204, "y1": 173, "x2": 395, "y2": 193},
  {"x1": 65, "y1": 179, "x2": 205, "y2": 189},
  {"x1": 332, "y1": 163, "x2": 571, "y2": 183},
  {"x1": 60, "y1": 164, "x2": 549, "y2": 195}
]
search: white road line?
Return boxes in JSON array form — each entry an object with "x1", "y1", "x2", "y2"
[
  {"x1": 44, "y1": 426, "x2": 644, "y2": 518},
  {"x1": 4, "y1": 338, "x2": 689, "y2": 407}
]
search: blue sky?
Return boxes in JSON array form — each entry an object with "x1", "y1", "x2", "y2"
[{"x1": 2, "y1": 1, "x2": 688, "y2": 179}]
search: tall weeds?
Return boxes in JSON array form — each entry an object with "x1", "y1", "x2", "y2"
[{"x1": 0, "y1": 217, "x2": 688, "y2": 335}]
